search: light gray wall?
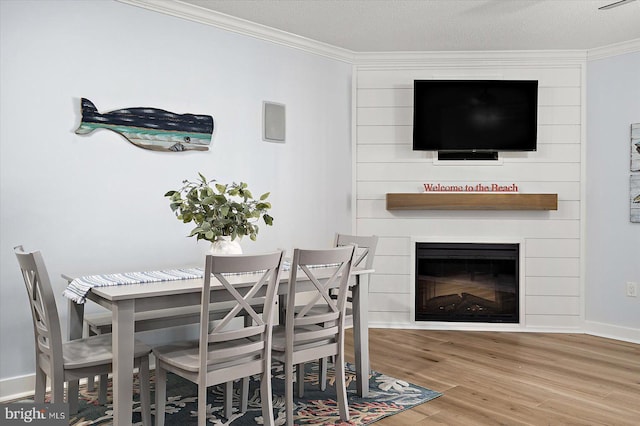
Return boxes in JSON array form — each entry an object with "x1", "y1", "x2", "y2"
[
  {"x1": 586, "y1": 51, "x2": 640, "y2": 332},
  {"x1": 0, "y1": 0, "x2": 352, "y2": 382}
]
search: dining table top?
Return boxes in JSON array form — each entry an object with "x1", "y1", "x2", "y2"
[{"x1": 62, "y1": 265, "x2": 373, "y2": 302}]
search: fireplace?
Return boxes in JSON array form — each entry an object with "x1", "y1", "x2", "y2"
[{"x1": 415, "y1": 243, "x2": 519, "y2": 323}]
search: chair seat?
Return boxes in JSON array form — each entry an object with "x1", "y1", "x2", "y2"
[
  {"x1": 63, "y1": 334, "x2": 151, "y2": 370},
  {"x1": 154, "y1": 339, "x2": 264, "y2": 373},
  {"x1": 302, "y1": 305, "x2": 353, "y2": 328},
  {"x1": 271, "y1": 325, "x2": 336, "y2": 353}
]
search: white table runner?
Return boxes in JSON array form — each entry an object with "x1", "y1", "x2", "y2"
[
  {"x1": 62, "y1": 261, "x2": 338, "y2": 304},
  {"x1": 63, "y1": 268, "x2": 204, "y2": 303}
]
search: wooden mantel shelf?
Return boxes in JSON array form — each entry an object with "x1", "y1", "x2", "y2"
[{"x1": 386, "y1": 193, "x2": 558, "y2": 211}]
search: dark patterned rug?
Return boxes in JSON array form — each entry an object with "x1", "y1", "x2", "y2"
[{"x1": 12, "y1": 363, "x2": 441, "y2": 425}]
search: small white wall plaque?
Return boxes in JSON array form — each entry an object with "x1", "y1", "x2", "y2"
[{"x1": 263, "y1": 101, "x2": 286, "y2": 143}]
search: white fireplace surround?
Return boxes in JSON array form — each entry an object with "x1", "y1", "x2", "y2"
[{"x1": 355, "y1": 59, "x2": 586, "y2": 334}]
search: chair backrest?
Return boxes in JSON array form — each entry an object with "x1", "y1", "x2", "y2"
[
  {"x1": 199, "y1": 251, "x2": 285, "y2": 371},
  {"x1": 334, "y1": 234, "x2": 378, "y2": 270},
  {"x1": 14, "y1": 246, "x2": 64, "y2": 376},
  {"x1": 285, "y1": 246, "x2": 356, "y2": 346}
]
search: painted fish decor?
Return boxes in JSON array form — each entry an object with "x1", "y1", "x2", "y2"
[{"x1": 75, "y1": 98, "x2": 213, "y2": 152}]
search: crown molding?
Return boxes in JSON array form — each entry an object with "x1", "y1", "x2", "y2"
[
  {"x1": 587, "y1": 38, "x2": 640, "y2": 61},
  {"x1": 353, "y1": 50, "x2": 587, "y2": 68},
  {"x1": 116, "y1": 0, "x2": 356, "y2": 63}
]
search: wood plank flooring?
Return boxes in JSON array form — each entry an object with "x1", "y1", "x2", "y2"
[{"x1": 344, "y1": 329, "x2": 640, "y2": 425}]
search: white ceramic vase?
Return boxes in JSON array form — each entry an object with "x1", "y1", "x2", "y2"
[{"x1": 208, "y1": 235, "x2": 242, "y2": 255}]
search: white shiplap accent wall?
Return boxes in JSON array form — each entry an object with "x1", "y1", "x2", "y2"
[{"x1": 355, "y1": 56, "x2": 585, "y2": 331}]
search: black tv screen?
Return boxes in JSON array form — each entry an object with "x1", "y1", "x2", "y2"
[{"x1": 413, "y1": 80, "x2": 538, "y2": 153}]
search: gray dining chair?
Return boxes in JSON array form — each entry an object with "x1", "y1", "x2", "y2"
[
  {"x1": 313, "y1": 234, "x2": 378, "y2": 392},
  {"x1": 334, "y1": 233, "x2": 378, "y2": 328},
  {"x1": 14, "y1": 246, "x2": 152, "y2": 423},
  {"x1": 82, "y1": 294, "x2": 256, "y2": 409},
  {"x1": 271, "y1": 246, "x2": 356, "y2": 426},
  {"x1": 153, "y1": 251, "x2": 285, "y2": 426}
]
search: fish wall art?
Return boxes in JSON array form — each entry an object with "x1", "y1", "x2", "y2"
[{"x1": 75, "y1": 98, "x2": 214, "y2": 152}]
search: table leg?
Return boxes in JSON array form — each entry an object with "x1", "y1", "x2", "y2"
[
  {"x1": 67, "y1": 300, "x2": 84, "y2": 413},
  {"x1": 351, "y1": 274, "x2": 370, "y2": 397},
  {"x1": 112, "y1": 299, "x2": 135, "y2": 426},
  {"x1": 278, "y1": 294, "x2": 286, "y2": 326},
  {"x1": 67, "y1": 300, "x2": 84, "y2": 341}
]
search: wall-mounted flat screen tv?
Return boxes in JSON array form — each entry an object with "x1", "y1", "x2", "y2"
[{"x1": 413, "y1": 80, "x2": 538, "y2": 158}]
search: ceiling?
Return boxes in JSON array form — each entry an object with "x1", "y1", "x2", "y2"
[{"x1": 174, "y1": 0, "x2": 640, "y2": 52}]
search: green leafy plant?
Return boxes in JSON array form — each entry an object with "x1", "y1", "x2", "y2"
[{"x1": 165, "y1": 173, "x2": 273, "y2": 242}]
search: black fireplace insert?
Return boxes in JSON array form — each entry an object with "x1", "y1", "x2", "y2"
[{"x1": 415, "y1": 242, "x2": 519, "y2": 323}]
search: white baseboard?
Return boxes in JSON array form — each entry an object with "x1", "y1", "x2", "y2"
[
  {"x1": 370, "y1": 321, "x2": 581, "y2": 333},
  {"x1": 0, "y1": 373, "x2": 36, "y2": 403},
  {"x1": 0, "y1": 362, "x2": 156, "y2": 403},
  {"x1": 0, "y1": 376, "x2": 98, "y2": 403},
  {"x1": 584, "y1": 320, "x2": 640, "y2": 344}
]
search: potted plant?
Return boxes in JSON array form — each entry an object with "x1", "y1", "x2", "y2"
[{"x1": 165, "y1": 173, "x2": 273, "y2": 253}]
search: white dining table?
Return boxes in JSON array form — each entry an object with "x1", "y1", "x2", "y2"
[{"x1": 65, "y1": 266, "x2": 373, "y2": 426}]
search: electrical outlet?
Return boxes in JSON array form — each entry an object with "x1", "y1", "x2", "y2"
[{"x1": 626, "y1": 282, "x2": 638, "y2": 297}]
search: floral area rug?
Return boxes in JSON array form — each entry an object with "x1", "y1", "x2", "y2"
[{"x1": 13, "y1": 363, "x2": 441, "y2": 425}]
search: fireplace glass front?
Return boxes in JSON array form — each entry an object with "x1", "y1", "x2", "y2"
[{"x1": 415, "y1": 243, "x2": 519, "y2": 323}]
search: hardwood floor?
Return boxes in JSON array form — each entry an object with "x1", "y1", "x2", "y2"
[{"x1": 344, "y1": 329, "x2": 640, "y2": 425}]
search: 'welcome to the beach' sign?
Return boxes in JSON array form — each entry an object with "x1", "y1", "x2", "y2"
[{"x1": 423, "y1": 183, "x2": 519, "y2": 192}]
